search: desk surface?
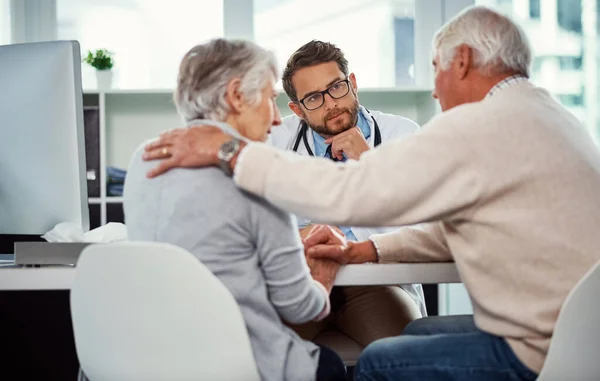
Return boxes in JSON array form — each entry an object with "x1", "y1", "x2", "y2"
[
  {"x1": 336, "y1": 262, "x2": 459, "y2": 285},
  {"x1": 0, "y1": 262, "x2": 460, "y2": 290}
]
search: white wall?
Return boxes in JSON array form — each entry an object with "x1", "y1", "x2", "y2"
[
  {"x1": 0, "y1": 0, "x2": 10, "y2": 45},
  {"x1": 255, "y1": 0, "x2": 413, "y2": 88}
]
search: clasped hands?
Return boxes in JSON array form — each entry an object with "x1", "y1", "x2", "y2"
[
  {"x1": 303, "y1": 224, "x2": 379, "y2": 286},
  {"x1": 303, "y1": 225, "x2": 351, "y2": 265},
  {"x1": 300, "y1": 225, "x2": 349, "y2": 291}
]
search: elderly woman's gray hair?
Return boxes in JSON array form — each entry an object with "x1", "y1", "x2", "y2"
[
  {"x1": 433, "y1": 6, "x2": 532, "y2": 77},
  {"x1": 174, "y1": 39, "x2": 278, "y2": 122}
]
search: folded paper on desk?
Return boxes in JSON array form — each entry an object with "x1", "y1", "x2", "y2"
[
  {"x1": 13, "y1": 222, "x2": 128, "y2": 265},
  {"x1": 42, "y1": 221, "x2": 127, "y2": 243}
]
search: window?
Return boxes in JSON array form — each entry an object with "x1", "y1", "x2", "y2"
[
  {"x1": 557, "y1": 0, "x2": 582, "y2": 34},
  {"x1": 57, "y1": 0, "x2": 223, "y2": 90},
  {"x1": 253, "y1": 0, "x2": 416, "y2": 89},
  {"x1": 557, "y1": 93, "x2": 584, "y2": 106},
  {"x1": 529, "y1": 0, "x2": 540, "y2": 19},
  {"x1": 559, "y1": 55, "x2": 583, "y2": 70},
  {"x1": 0, "y1": 0, "x2": 10, "y2": 45},
  {"x1": 532, "y1": 56, "x2": 543, "y2": 73},
  {"x1": 394, "y1": 17, "x2": 415, "y2": 86},
  {"x1": 476, "y1": 0, "x2": 599, "y2": 144}
]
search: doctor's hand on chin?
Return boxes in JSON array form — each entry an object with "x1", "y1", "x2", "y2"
[
  {"x1": 303, "y1": 225, "x2": 379, "y2": 265},
  {"x1": 142, "y1": 125, "x2": 238, "y2": 178},
  {"x1": 324, "y1": 126, "x2": 369, "y2": 161}
]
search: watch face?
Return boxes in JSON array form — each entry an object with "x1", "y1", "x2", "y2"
[
  {"x1": 218, "y1": 138, "x2": 240, "y2": 160},
  {"x1": 224, "y1": 139, "x2": 237, "y2": 153},
  {"x1": 218, "y1": 138, "x2": 240, "y2": 176}
]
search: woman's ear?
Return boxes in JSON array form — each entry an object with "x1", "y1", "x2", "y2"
[{"x1": 224, "y1": 78, "x2": 245, "y2": 114}]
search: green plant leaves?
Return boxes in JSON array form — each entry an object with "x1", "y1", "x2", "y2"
[{"x1": 83, "y1": 49, "x2": 114, "y2": 70}]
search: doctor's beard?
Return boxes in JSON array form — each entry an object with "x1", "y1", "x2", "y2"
[{"x1": 303, "y1": 98, "x2": 359, "y2": 137}]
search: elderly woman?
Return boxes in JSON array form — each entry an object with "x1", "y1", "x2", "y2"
[{"x1": 123, "y1": 39, "x2": 347, "y2": 381}]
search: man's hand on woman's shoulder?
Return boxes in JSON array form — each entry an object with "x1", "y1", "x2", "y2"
[{"x1": 142, "y1": 125, "x2": 234, "y2": 178}]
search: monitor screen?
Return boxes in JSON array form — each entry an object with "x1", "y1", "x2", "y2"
[{"x1": 0, "y1": 40, "x2": 89, "y2": 248}]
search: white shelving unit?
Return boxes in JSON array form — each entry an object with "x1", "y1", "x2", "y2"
[{"x1": 83, "y1": 87, "x2": 440, "y2": 226}]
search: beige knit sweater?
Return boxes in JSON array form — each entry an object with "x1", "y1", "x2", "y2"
[{"x1": 233, "y1": 81, "x2": 600, "y2": 373}]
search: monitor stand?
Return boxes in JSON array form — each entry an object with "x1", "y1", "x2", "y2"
[
  {"x1": 14, "y1": 242, "x2": 90, "y2": 266},
  {"x1": 0, "y1": 234, "x2": 45, "y2": 256}
]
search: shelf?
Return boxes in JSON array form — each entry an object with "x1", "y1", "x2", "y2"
[
  {"x1": 359, "y1": 86, "x2": 434, "y2": 93},
  {"x1": 83, "y1": 86, "x2": 434, "y2": 96},
  {"x1": 83, "y1": 88, "x2": 173, "y2": 95},
  {"x1": 88, "y1": 197, "x2": 124, "y2": 203}
]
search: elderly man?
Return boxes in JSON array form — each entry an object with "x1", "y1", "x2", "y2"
[{"x1": 142, "y1": 6, "x2": 600, "y2": 381}]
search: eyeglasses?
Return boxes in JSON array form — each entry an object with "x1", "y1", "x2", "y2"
[{"x1": 298, "y1": 79, "x2": 351, "y2": 111}]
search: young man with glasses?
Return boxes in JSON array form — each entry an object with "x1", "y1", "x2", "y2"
[{"x1": 268, "y1": 40, "x2": 427, "y2": 350}]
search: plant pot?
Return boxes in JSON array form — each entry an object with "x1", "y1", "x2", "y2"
[{"x1": 95, "y1": 70, "x2": 113, "y2": 90}]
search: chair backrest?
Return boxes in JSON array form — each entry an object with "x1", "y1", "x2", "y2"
[
  {"x1": 70, "y1": 241, "x2": 260, "y2": 381},
  {"x1": 536, "y1": 260, "x2": 600, "y2": 380}
]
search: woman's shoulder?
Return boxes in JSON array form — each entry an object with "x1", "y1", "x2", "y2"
[
  {"x1": 125, "y1": 139, "x2": 157, "y2": 177},
  {"x1": 243, "y1": 190, "x2": 297, "y2": 229},
  {"x1": 125, "y1": 140, "x2": 244, "y2": 204}
]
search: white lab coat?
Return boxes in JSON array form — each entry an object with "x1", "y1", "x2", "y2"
[{"x1": 268, "y1": 105, "x2": 428, "y2": 316}]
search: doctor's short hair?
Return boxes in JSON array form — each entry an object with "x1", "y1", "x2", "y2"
[
  {"x1": 174, "y1": 38, "x2": 278, "y2": 122},
  {"x1": 282, "y1": 40, "x2": 349, "y2": 102},
  {"x1": 433, "y1": 6, "x2": 532, "y2": 77}
]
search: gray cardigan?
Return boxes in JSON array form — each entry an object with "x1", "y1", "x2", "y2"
[{"x1": 123, "y1": 121, "x2": 327, "y2": 381}]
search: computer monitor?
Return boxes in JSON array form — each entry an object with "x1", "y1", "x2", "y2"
[{"x1": 0, "y1": 40, "x2": 89, "y2": 242}]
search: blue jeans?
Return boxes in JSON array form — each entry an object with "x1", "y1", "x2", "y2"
[
  {"x1": 403, "y1": 314, "x2": 480, "y2": 335},
  {"x1": 355, "y1": 315, "x2": 538, "y2": 381}
]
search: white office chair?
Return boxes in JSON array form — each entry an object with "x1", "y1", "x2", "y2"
[
  {"x1": 536, "y1": 260, "x2": 600, "y2": 380},
  {"x1": 70, "y1": 241, "x2": 260, "y2": 381}
]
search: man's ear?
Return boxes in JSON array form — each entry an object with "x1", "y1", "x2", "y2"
[
  {"x1": 288, "y1": 101, "x2": 304, "y2": 119},
  {"x1": 349, "y1": 72, "x2": 358, "y2": 93},
  {"x1": 453, "y1": 44, "x2": 473, "y2": 80},
  {"x1": 224, "y1": 78, "x2": 245, "y2": 113}
]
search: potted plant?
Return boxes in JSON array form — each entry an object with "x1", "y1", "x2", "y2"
[{"x1": 83, "y1": 49, "x2": 114, "y2": 90}]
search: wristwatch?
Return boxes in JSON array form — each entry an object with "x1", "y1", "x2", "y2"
[{"x1": 217, "y1": 137, "x2": 242, "y2": 176}]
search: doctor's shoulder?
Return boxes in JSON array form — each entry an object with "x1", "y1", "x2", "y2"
[
  {"x1": 370, "y1": 109, "x2": 420, "y2": 139},
  {"x1": 267, "y1": 113, "x2": 303, "y2": 150}
]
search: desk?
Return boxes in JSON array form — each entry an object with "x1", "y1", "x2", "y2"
[
  {"x1": 0, "y1": 262, "x2": 461, "y2": 290},
  {"x1": 336, "y1": 263, "x2": 460, "y2": 285},
  {"x1": 0, "y1": 262, "x2": 460, "y2": 381}
]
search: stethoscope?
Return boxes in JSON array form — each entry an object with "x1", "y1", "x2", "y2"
[{"x1": 292, "y1": 109, "x2": 382, "y2": 156}]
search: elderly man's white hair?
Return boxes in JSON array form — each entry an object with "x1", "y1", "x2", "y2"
[
  {"x1": 174, "y1": 39, "x2": 278, "y2": 122},
  {"x1": 433, "y1": 6, "x2": 532, "y2": 77}
]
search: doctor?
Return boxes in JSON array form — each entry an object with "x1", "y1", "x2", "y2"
[{"x1": 268, "y1": 40, "x2": 427, "y2": 347}]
